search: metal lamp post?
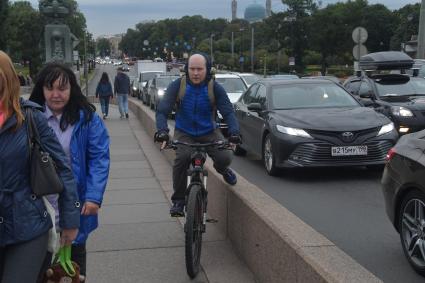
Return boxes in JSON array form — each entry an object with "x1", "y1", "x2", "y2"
[
  {"x1": 210, "y1": 34, "x2": 214, "y2": 64},
  {"x1": 417, "y1": 0, "x2": 425, "y2": 58}
]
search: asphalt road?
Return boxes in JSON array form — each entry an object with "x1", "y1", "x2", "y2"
[{"x1": 90, "y1": 64, "x2": 424, "y2": 282}]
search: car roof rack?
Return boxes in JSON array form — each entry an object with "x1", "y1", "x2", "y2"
[{"x1": 359, "y1": 51, "x2": 414, "y2": 72}]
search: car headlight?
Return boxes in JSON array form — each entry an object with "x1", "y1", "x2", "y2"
[
  {"x1": 377, "y1": 122, "x2": 395, "y2": 136},
  {"x1": 133, "y1": 86, "x2": 137, "y2": 91},
  {"x1": 276, "y1": 125, "x2": 313, "y2": 139},
  {"x1": 391, "y1": 106, "x2": 413, "y2": 117},
  {"x1": 158, "y1": 89, "x2": 165, "y2": 96}
]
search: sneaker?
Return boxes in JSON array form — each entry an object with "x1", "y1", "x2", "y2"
[
  {"x1": 222, "y1": 168, "x2": 237, "y2": 185},
  {"x1": 125, "y1": 113, "x2": 129, "y2": 119},
  {"x1": 120, "y1": 114, "x2": 124, "y2": 119},
  {"x1": 103, "y1": 114, "x2": 106, "y2": 119},
  {"x1": 170, "y1": 200, "x2": 185, "y2": 217}
]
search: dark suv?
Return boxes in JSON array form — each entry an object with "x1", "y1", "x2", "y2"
[{"x1": 343, "y1": 51, "x2": 425, "y2": 135}]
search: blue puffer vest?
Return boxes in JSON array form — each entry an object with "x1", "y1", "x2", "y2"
[{"x1": 175, "y1": 82, "x2": 215, "y2": 136}]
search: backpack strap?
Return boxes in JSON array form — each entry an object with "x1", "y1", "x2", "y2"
[{"x1": 177, "y1": 76, "x2": 187, "y2": 104}]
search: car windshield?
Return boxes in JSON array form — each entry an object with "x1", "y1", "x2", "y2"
[
  {"x1": 375, "y1": 78, "x2": 425, "y2": 96},
  {"x1": 271, "y1": 83, "x2": 360, "y2": 109},
  {"x1": 216, "y1": 77, "x2": 247, "y2": 93},
  {"x1": 157, "y1": 77, "x2": 178, "y2": 88},
  {"x1": 241, "y1": 74, "x2": 260, "y2": 85}
]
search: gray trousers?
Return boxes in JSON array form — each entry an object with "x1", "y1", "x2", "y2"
[
  {"x1": 172, "y1": 129, "x2": 232, "y2": 201},
  {"x1": 0, "y1": 232, "x2": 48, "y2": 283}
]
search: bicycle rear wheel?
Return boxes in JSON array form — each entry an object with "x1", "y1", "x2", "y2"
[{"x1": 185, "y1": 184, "x2": 204, "y2": 278}]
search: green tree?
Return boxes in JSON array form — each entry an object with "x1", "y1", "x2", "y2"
[
  {"x1": 0, "y1": 0, "x2": 9, "y2": 50},
  {"x1": 279, "y1": 0, "x2": 318, "y2": 72},
  {"x1": 5, "y1": 1, "x2": 42, "y2": 76},
  {"x1": 97, "y1": 38, "x2": 111, "y2": 57},
  {"x1": 390, "y1": 3, "x2": 420, "y2": 51}
]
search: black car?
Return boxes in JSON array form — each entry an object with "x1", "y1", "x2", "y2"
[
  {"x1": 344, "y1": 51, "x2": 425, "y2": 135},
  {"x1": 382, "y1": 130, "x2": 425, "y2": 276},
  {"x1": 234, "y1": 79, "x2": 398, "y2": 175}
]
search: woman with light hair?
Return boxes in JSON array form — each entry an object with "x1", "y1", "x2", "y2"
[{"x1": 0, "y1": 51, "x2": 80, "y2": 283}]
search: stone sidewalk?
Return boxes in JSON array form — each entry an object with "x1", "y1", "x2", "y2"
[{"x1": 86, "y1": 104, "x2": 255, "y2": 283}]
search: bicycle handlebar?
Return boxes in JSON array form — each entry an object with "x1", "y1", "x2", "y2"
[{"x1": 161, "y1": 140, "x2": 233, "y2": 151}]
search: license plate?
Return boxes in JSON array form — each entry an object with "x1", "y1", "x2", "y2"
[{"x1": 331, "y1": 146, "x2": 368, "y2": 156}]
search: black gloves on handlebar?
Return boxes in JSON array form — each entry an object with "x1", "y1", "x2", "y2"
[
  {"x1": 154, "y1": 131, "x2": 170, "y2": 143},
  {"x1": 228, "y1": 134, "x2": 242, "y2": 144}
]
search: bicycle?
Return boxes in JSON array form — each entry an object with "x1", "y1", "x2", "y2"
[{"x1": 162, "y1": 139, "x2": 233, "y2": 278}]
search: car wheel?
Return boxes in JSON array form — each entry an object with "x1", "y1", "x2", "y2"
[
  {"x1": 234, "y1": 145, "x2": 247, "y2": 156},
  {"x1": 262, "y1": 134, "x2": 279, "y2": 176},
  {"x1": 399, "y1": 190, "x2": 425, "y2": 276}
]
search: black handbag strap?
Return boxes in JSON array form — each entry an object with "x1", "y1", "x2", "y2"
[{"x1": 25, "y1": 107, "x2": 42, "y2": 150}]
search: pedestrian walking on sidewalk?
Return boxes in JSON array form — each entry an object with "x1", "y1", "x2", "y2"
[
  {"x1": 96, "y1": 72, "x2": 113, "y2": 119},
  {"x1": 155, "y1": 53, "x2": 242, "y2": 217},
  {"x1": 0, "y1": 52, "x2": 80, "y2": 283},
  {"x1": 30, "y1": 63, "x2": 110, "y2": 281},
  {"x1": 114, "y1": 68, "x2": 130, "y2": 118}
]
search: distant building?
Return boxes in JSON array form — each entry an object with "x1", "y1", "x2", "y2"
[
  {"x1": 244, "y1": 2, "x2": 266, "y2": 23},
  {"x1": 232, "y1": 0, "x2": 237, "y2": 21},
  {"x1": 98, "y1": 34, "x2": 123, "y2": 57}
]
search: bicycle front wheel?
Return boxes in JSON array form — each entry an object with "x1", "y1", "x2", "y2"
[{"x1": 185, "y1": 184, "x2": 204, "y2": 278}]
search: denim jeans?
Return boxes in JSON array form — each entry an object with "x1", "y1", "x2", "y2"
[
  {"x1": 117, "y1": 94, "x2": 128, "y2": 116},
  {"x1": 99, "y1": 97, "x2": 110, "y2": 116}
]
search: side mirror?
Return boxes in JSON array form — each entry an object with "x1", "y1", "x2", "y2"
[
  {"x1": 247, "y1": 102, "x2": 262, "y2": 112},
  {"x1": 359, "y1": 91, "x2": 372, "y2": 99}
]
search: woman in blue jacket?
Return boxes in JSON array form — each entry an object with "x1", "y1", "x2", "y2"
[
  {"x1": 0, "y1": 52, "x2": 80, "y2": 282},
  {"x1": 95, "y1": 72, "x2": 113, "y2": 119},
  {"x1": 30, "y1": 63, "x2": 110, "y2": 281}
]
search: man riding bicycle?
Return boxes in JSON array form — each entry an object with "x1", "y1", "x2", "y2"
[{"x1": 155, "y1": 53, "x2": 241, "y2": 217}]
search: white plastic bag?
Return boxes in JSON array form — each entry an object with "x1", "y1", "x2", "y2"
[{"x1": 42, "y1": 196, "x2": 60, "y2": 254}]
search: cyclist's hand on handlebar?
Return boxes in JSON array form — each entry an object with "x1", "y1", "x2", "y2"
[
  {"x1": 228, "y1": 134, "x2": 242, "y2": 145},
  {"x1": 154, "y1": 131, "x2": 170, "y2": 143}
]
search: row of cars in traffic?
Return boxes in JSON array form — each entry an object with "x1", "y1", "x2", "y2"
[{"x1": 131, "y1": 51, "x2": 425, "y2": 276}]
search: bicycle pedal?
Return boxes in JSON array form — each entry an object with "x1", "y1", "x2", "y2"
[{"x1": 206, "y1": 218, "x2": 218, "y2": 223}]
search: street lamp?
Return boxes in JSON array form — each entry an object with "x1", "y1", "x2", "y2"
[
  {"x1": 239, "y1": 28, "x2": 245, "y2": 72},
  {"x1": 250, "y1": 26, "x2": 254, "y2": 73},
  {"x1": 210, "y1": 34, "x2": 214, "y2": 64}
]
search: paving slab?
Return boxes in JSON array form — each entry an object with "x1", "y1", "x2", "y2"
[
  {"x1": 87, "y1": 248, "x2": 209, "y2": 283},
  {"x1": 106, "y1": 177, "x2": 160, "y2": 191},
  {"x1": 109, "y1": 168, "x2": 153, "y2": 179},
  {"x1": 102, "y1": 189, "x2": 166, "y2": 205},
  {"x1": 100, "y1": 203, "x2": 171, "y2": 224},
  {"x1": 109, "y1": 160, "x2": 151, "y2": 170},
  {"x1": 88, "y1": 222, "x2": 184, "y2": 252}
]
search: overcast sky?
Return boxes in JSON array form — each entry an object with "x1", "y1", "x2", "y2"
[{"x1": 22, "y1": 0, "x2": 419, "y2": 37}]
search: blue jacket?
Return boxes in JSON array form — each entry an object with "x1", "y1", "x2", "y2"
[
  {"x1": 70, "y1": 110, "x2": 110, "y2": 244},
  {"x1": 156, "y1": 78, "x2": 240, "y2": 136},
  {"x1": 0, "y1": 100, "x2": 80, "y2": 247},
  {"x1": 96, "y1": 82, "x2": 113, "y2": 98},
  {"x1": 114, "y1": 72, "x2": 130, "y2": 95}
]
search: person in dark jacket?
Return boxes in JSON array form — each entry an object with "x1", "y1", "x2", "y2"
[
  {"x1": 30, "y1": 63, "x2": 110, "y2": 281},
  {"x1": 96, "y1": 72, "x2": 113, "y2": 119},
  {"x1": 0, "y1": 52, "x2": 80, "y2": 282},
  {"x1": 155, "y1": 53, "x2": 242, "y2": 217},
  {"x1": 114, "y1": 68, "x2": 130, "y2": 118}
]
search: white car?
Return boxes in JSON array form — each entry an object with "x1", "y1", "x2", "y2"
[
  {"x1": 215, "y1": 73, "x2": 248, "y2": 103},
  {"x1": 232, "y1": 72, "x2": 261, "y2": 87}
]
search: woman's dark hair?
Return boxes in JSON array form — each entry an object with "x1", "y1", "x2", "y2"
[
  {"x1": 29, "y1": 63, "x2": 95, "y2": 131},
  {"x1": 99, "y1": 72, "x2": 110, "y2": 84}
]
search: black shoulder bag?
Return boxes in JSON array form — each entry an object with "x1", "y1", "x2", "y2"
[{"x1": 26, "y1": 108, "x2": 64, "y2": 196}]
